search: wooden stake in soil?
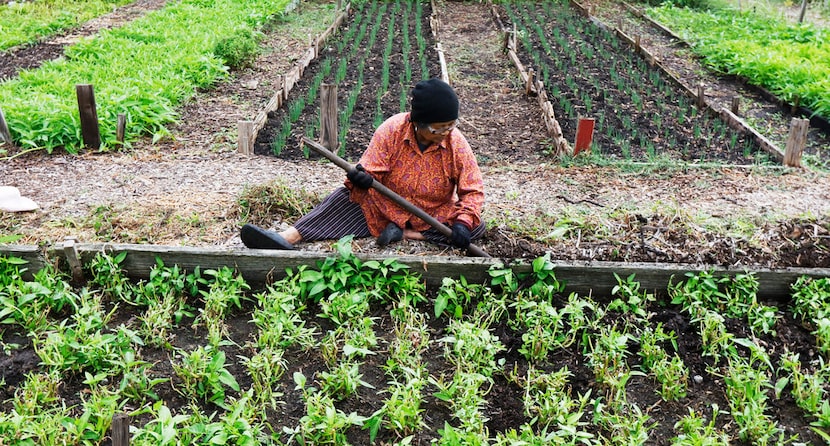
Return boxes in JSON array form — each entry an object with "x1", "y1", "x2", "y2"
[
  {"x1": 0, "y1": 106, "x2": 11, "y2": 144},
  {"x1": 784, "y1": 117, "x2": 809, "y2": 168},
  {"x1": 696, "y1": 83, "x2": 706, "y2": 109},
  {"x1": 63, "y1": 236, "x2": 85, "y2": 284},
  {"x1": 574, "y1": 117, "x2": 596, "y2": 155},
  {"x1": 730, "y1": 96, "x2": 741, "y2": 115},
  {"x1": 111, "y1": 413, "x2": 130, "y2": 446},
  {"x1": 76, "y1": 84, "x2": 101, "y2": 150},
  {"x1": 238, "y1": 120, "x2": 254, "y2": 155},
  {"x1": 320, "y1": 83, "x2": 338, "y2": 152},
  {"x1": 116, "y1": 113, "x2": 126, "y2": 146},
  {"x1": 437, "y1": 42, "x2": 450, "y2": 84},
  {"x1": 526, "y1": 68, "x2": 535, "y2": 96}
]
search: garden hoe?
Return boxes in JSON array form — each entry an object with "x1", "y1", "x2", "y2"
[{"x1": 300, "y1": 136, "x2": 490, "y2": 258}]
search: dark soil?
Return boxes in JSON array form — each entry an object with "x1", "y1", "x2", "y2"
[{"x1": 0, "y1": 276, "x2": 823, "y2": 445}]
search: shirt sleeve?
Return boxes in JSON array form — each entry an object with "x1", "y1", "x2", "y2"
[
  {"x1": 449, "y1": 133, "x2": 484, "y2": 230},
  {"x1": 344, "y1": 117, "x2": 395, "y2": 190}
]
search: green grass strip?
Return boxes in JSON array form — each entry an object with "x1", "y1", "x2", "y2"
[
  {"x1": 0, "y1": 0, "x2": 292, "y2": 154},
  {"x1": 0, "y1": 0, "x2": 134, "y2": 51},
  {"x1": 647, "y1": 5, "x2": 830, "y2": 119}
]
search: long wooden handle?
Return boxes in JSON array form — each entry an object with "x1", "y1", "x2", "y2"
[{"x1": 301, "y1": 137, "x2": 490, "y2": 258}]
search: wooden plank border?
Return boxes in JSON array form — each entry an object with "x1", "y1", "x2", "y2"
[
  {"x1": 489, "y1": 4, "x2": 571, "y2": 156},
  {"x1": 2, "y1": 243, "x2": 827, "y2": 299}
]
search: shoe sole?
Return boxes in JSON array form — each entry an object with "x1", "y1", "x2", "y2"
[{"x1": 240, "y1": 224, "x2": 295, "y2": 250}]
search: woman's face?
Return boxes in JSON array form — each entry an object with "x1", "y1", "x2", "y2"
[{"x1": 416, "y1": 120, "x2": 457, "y2": 145}]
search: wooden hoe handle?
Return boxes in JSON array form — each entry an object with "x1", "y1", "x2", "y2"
[{"x1": 301, "y1": 137, "x2": 490, "y2": 258}]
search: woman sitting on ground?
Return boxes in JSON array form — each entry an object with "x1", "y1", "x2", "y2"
[{"x1": 240, "y1": 78, "x2": 485, "y2": 251}]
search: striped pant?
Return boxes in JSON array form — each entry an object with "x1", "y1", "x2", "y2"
[{"x1": 294, "y1": 187, "x2": 485, "y2": 245}]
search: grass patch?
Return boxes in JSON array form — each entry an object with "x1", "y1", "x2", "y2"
[{"x1": 234, "y1": 179, "x2": 321, "y2": 227}]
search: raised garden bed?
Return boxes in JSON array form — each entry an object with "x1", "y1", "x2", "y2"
[
  {"x1": 2, "y1": 1, "x2": 830, "y2": 445},
  {"x1": 254, "y1": 0, "x2": 442, "y2": 162},
  {"x1": 1, "y1": 242, "x2": 830, "y2": 444},
  {"x1": 499, "y1": 0, "x2": 769, "y2": 164}
]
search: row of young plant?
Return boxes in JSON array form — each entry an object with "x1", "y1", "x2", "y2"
[
  {"x1": 2, "y1": 240, "x2": 829, "y2": 444},
  {"x1": 503, "y1": 0, "x2": 766, "y2": 163},
  {"x1": 647, "y1": 4, "x2": 830, "y2": 120},
  {"x1": 267, "y1": 0, "x2": 435, "y2": 160},
  {"x1": 0, "y1": 0, "x2": 133, "y2": 51},
  {"x1": 0, "y1": 0, "x2": 295, "y2": 155},
  {"x1": 669, "y1": 270, "x2": 830, "y2": 444}
]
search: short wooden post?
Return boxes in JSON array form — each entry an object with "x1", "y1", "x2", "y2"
[
  {"x1": 574, "y1": 117, "x2": 596, "y2": 155},
  {"x1": 0, "y1": 106, "x2": 11, "y2": 144},
  {"x1": 634, "y1": 35, "x2": 641, "y2": 54},
  {"x1": 320, "y1": 83, "x2": 338, "y2": 152},
  {"x1": 730, "y1": 96, "x2": 740, "y2": 115},
  {"x1": 63, "y1": 237, "x2": 85, "y2": 284},
  {"x1": 783, "y1": 118, "x2": 809, "y2": 168},
  {"x1": 238, "y1": 120, "x2": 254, "y2": 155},
  {"x1": 76, "y1": 84, "x2": 101, "y2": 150},
  {"x1": 111, "y1": 412, "x2": 130, "y2": 446},
  {"x1": 525, "y1": 68, "x2": 535, "y2": 96},
  {"x1": 278, "y1": 75, "x2": 286, "y2": 101},
  {"x1": 696, "y1": 83, "x2": 705, "y2": 109},
  {"x1": 116, "y1": 113, "x2": 126, "y2": 146}
]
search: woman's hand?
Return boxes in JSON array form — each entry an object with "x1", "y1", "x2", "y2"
[
  {"x1": 347, "y1": 164, "x2": 374, "y2": 189},
  {"x1": 450, "y1": 222, "x2": 471, "y2": 249}
]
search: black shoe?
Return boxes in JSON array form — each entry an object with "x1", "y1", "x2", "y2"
[
  {"x1": 377, "y1": 222, "x2": 403, "y2": 247},
  {"x1": 240, "y1": 224, "x2": 295, "y2": 250}
]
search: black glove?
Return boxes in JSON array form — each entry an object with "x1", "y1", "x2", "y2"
[
  {"x1": 347, "y1": 164, "x2": 373, "y2": 189},
  {"x1": 450, "y1": 222, "x2": 472, "y2": 249}
]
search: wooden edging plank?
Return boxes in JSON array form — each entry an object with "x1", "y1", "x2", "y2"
[
  {"x1": 488, "y1": 4, "x2": 571, "y2": 156},
  {"x1": 2, "y1": 243, "x2": 827, "y2": 299},
  {"x1": 720, "y1": 108, "x2": 785, "y2": 162}
]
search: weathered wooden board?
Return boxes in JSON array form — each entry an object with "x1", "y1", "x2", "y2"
[{"x1": 2, "y1": 243, "x2": 827, "y2": 300}]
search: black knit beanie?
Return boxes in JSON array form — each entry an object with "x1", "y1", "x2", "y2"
[{"x1": 410, "y1": 78, "x2": 459, "y2": 123}]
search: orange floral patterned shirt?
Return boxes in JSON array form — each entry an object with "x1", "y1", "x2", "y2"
[{"x1": 347, "y1": 112, "x2": 484, "y2": 237}]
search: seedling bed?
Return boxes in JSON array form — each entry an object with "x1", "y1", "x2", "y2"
[
  {"x1": 499, "y1": 0, "x2": 767, "y2": 163},
  {"x1": 1, "y1": 244, "x2": 829, "y2": 445},
  {"x1": 254, "y1": 0, "x2": 441, "y2": 162}
]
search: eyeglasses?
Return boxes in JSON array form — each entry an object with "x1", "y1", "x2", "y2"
[{"x1": 426, "y1": 123, "x2": 456, "y2": 135}]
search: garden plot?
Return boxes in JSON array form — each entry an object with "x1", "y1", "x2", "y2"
[
  {"x1": 254, "y1": 0, "x2": 441, "y2": 162},
  {"x1": 500, "y1": 0, "x2": 768, "y2": 164},
  {"x1": 1, "y1": 246, "x2": 829, "y2": 445},
  {"x1": 0, "y1": 0, "x2": 134, "y2": 52}
]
